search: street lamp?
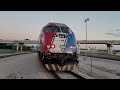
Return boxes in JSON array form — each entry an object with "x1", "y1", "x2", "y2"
[{"x1": 84, "y1": 18, "x2": 89, "y2": 60}]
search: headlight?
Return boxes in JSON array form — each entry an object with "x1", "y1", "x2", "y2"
[{"x1": 70, "y1": 45, "x2": 76, "y2": 49}]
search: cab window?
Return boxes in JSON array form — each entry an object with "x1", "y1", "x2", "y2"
[
  {"x1": 61, "y1": 27, "x2": 69, "y2": 33},
  {"x1": 44, "y1": 26, "x2": 60, "y2": 32}
]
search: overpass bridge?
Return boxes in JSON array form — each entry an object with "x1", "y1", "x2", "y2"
[
  {"x1": 1, "y1": 40, "x2": 120, "y2": 54},
  {"x1": 77, "y1": 40, "x2": 120, "y2": 45},
  {"x1": 0, "y1": 40, "x2": 38, "y2": 52},
  {"x1": 0, "y1": 40, "x2": 38, "y2": 44},
  {"x1": 77, "y1": 40, "x2": 120, "y2": 54}
]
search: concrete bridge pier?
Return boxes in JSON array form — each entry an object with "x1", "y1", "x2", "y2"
[
  {"x1": 77, "y1": 43, "x2": 80, "y2": 54},
  {"x1": 16, "y1": 43, "x2": 19, "y2": 52},
  {"x1": 19, "y1": 43, "x2": 24, "y2": 52},
  {"x1": 20, "y1": 45, "x2": 23, "y2": 52},
  {"x1": 107, "y1": 44, "x2": 113, "y2": 54},
  {"x1": 16, "y1": 43, "x2": 24, "y2": 52}
]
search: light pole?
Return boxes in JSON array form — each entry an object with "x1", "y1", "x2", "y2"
[{"x1": 84, "y1": 18, "x2": 89, "y2": 60}]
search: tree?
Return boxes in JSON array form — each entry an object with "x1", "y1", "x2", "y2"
[
  {"x1": 0, "y1": 43, "x2": 7, "y2": 49},
  {"x1": 0, "y1": 43, "x2": 16, "y2": 50}
]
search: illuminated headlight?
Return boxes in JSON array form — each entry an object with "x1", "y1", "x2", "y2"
[
  {"x1": 47, "y1": 44, "x2": 55, "y2": 49},
  {"x1": 70, "y1": 45, "x2": 76, "y2": 49},
  {"x1": 47, "y1": 45, "x2": 50, "y2": 48},
  {"x1": 50, "y1": 44, "x2": 56, "y2": 49}
]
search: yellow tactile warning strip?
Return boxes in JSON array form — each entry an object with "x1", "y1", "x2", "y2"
[{"x1": 45, "y1": 63, "x2": 78, "y2": 71}]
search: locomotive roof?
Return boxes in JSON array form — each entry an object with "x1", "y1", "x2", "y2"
[{"x1": 45, "y1": 22, "x2": 67, "y2": 27}]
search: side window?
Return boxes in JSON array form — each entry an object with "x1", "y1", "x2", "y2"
[
  {"x1": 68, "y1": 28, "x2": 73, "y2": 34},
  {"x1": 44, "y1": 26, "x2": 52, "y2": 32}
]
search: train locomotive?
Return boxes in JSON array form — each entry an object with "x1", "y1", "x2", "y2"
[{"x1": 37, "y1": 22, "x2": 79, "y2": 71}]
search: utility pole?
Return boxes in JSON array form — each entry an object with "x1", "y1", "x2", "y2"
[{"x1": 84, "y1": 18, "x2": 89, "y2": 60}]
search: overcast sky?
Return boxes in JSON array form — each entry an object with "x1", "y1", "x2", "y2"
[
  {"x1": 0, "y1": 11, "x2": 120, "y2": 49},
  {"x1": 0, "y1": 11, "x2": 120, "y2": 40}
]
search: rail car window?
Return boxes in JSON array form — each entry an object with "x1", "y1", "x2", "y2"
[{"x1": 44, "y1": 26, "x2": 61, "y2": 32}]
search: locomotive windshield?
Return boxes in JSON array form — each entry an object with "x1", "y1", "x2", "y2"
[
  {"x1": 44, "y1": 26, "x2": 61, "y2": 32},
  {"x1": 61, "y1": 27, "x2": 69, "y2": 33},
  {"x1": 44, "y1": 26, "x2": 71, "y2": 33}
]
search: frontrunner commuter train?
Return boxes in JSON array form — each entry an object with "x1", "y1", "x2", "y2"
[{"x1": 37, "y1": 22, "x2": 78, "y2": 66}]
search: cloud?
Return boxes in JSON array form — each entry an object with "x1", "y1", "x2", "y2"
[{"x1": 116, "y1": 29, "x2": 120, "y2": 31}]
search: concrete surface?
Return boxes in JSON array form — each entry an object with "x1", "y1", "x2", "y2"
[
  {"x1": 78, "y1": 56, "x2": 120, "y2": 79},
  {"x1": 0, "y1": 52, "x2": 32, "y2": 58},
  {"x1": 0, "y1": 53, "x2": 55, "y2": 79},
  {"x1": 0, "y1": 49, "x2": 15, "y2": 54}
]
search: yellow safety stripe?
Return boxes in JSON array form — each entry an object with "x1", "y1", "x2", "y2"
[
  {"x1": 52, "y1": 64, "x2": 56, "y2": 71},
  {"x1": 45, "y1": 64, "x2": 50, "y2": 70},
  {"x1": 68, "y1": 65, "x2": 71, "y2": 70},
  {"x1": 73, "y1": 64, "x2": 76, "y2": 70},
  {"x1": 62, "y1": 65, "x2": 66, "y2": 70},
  {"x1": 57, "y1": 64, "x2": 61, "y2": 71}
]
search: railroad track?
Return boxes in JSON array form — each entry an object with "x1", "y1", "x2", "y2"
[
  {"x1": 40, "y1": 58, "x2": 91, "y2": 79},
  {"x1": 50, "y1": 71, "x2": 85, "y2": 79},
  {"x1": 50, "y1": 71, "x2": 62, "y2": 79}
]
